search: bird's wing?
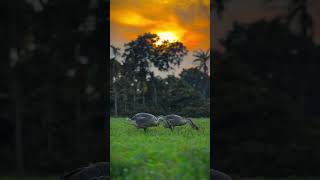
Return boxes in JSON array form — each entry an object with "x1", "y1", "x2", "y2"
[
  {"x1": 132, "y1": 113, "x2": 150, "y2": 118},
  {"x1": 135, "y1": 117, "x2": 152, "y2": 126},
  {"x1": 166, "y1": 114, "x2": 182, "y2": 120},
  {"x1": 164, "y1": 118, "x2": 175, "y2": 127}
]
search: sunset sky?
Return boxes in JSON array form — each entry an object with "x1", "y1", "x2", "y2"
[{"x1": 110, "y1": 0, "x2": 210, "y2": 77}]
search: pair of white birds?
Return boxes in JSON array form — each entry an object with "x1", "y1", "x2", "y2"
[
  {"x1": 127, "y1": 113, "x2": 233, "y2": 180},
  {"x1": 127, "y1": 112, "x2": 199, "y2": 132}
]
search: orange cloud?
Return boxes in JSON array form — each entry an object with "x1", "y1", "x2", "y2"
[
  {"x1": 151, "y1": 20, "x2": 186, "y2": 40},
  {"x1": 111, "y1": 10, "x2": 155, "y2": 27},
  {"x1": 110, "y1": 0, "x2": 210, "y2": 51},
  {"x1": 191, "y1": 17, "x2": 210, "y2": 29},
  {"x1": 182, "y1": 31, "x2": 209, "y2": 50}
]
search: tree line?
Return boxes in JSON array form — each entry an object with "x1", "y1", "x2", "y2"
[{"x1": 110, "y1": 33, "x2": 210, "y2": 117}]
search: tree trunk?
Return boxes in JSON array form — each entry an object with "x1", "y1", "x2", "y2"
[
  {"x1": 142, "y1": 91, "x2": 145, "y2": 107},
  {"x1": 75, "y1": 88, "x2": 82, "y2": 158},
  {"x1": 153, "y1": 82, "x2": 157, "y2": 105},
  {"x1": 74, "y1": 43, "x2": 85, "y2": 158},
  {"x1": 114, "y1": 88, "x2": 118, "y2": 116},
  {"x1": 151, "y1": 74, "x2": 157, "y2": 105},
  {"x1": 298, "y1": 0, "x2": 309, "y2": 119},
  {"x1": 10, "y1": 79, "x2": 25, "y2": 175},
  {"x1": 44, "y1": 83, "x2": 56, "y2": 156},
  {"x1": 124, "y1": 92, "x2": 128, "y2": 114},
  {"x1": 133, "y1": 90, "x2": 136, "y2": 111},
  {"x1": 8, "y1": 0, "x2": 24, "y2": 174},
  {"x1": 204, "y1": 65, "x2": 208, "y2": 75},
  {"x1": 113, "y1": 60, "x2": 118, "y2": 116},
  {"x1": 142, "y1": 82, "x2": 145, "y2": 107}
]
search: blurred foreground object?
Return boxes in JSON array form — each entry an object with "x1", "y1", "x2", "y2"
[
  {"x1": 59, "y1": 162, "x2": 109, "y2": 180},
  {"x1": 60, "y1": 162, "x2": 232, "y2": 179},
  {"x1": 211, "y1": 169, "x2": 232, "y2": 180}
]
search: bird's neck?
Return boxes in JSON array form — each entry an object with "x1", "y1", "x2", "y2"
[
  {"x1": 186, "y1": 119, "x2": 198, "y2": 129},
  {"x1": 186, "y1": 119, "x2": 191, "y2": 124}
]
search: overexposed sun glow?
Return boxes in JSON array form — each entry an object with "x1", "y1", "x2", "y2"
[{"x1": 156, "y1": 31, "x2": 179, "y2": 45}]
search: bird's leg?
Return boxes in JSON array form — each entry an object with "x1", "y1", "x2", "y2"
[{"x1": 165, "y1": 120, "x2": 174, "y2": 131}]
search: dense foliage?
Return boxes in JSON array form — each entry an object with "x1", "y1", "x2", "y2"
[
  {"x1": 2, "y1": 0, "x2": 107, "y2": 175},
  {"x1": 110, "y1": 33, "x2": 210, "y2": 117},
  {"x1": 214, "y1": 17, "x2": 320, "y2": 177}
]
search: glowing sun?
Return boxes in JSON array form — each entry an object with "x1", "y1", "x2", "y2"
[{"x1": 156, "y1": 31, "x2": 179, "y2": 45}]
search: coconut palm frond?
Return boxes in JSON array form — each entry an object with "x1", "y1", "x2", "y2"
[
  {"x1": 192, "y1": 49, "x2": 210, "y2": 74},
  {"x1": 193, "y1": 58, "x2": 204, "y2": 62}
]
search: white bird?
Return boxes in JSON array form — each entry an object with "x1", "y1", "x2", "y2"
[
  {"x1": 128, "y1": 113, "x2": 173, "y2": 132},
  {"x1": 158, "y1": 114, "x2": 199, "y2": 130}
]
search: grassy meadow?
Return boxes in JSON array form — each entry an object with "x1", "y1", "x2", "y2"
[{"x1": 110, "y1": 117, "x2": 210, "y2": 180}]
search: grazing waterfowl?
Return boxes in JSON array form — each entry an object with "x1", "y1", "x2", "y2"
[
  {"x1": 211, "y1": 169, "x2": 233, "y2": 180},
  {"x1": 158, "y1": 114, "x2": 199, "y2": 130},
  {"x1": 128, "y1": 113, "x2": 173, "y2": 132}
]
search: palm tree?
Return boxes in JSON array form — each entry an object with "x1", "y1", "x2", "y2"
[{"x1": 193, "y1": 49, "x2": 210, "y2": 74}]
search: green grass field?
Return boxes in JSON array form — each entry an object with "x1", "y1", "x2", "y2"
[{"x1": 110, "y1": 117, "x2": 210, "y2": 180}]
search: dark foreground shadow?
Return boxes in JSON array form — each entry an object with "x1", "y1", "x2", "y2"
[
  {"x1": 211, "y1": 169, "x2": 233, "y2": 180},
  {"x1": 59, "y1": 162, "x2": 109, "y2": 180},
  {"x1": 59, "y1": 163, "x2": 233, "y2": 180}
]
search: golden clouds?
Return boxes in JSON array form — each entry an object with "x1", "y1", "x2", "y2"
[
  {"x1": 111, "y1": 10, "x2": 155, "y2": 27},
  {"x1": 155, "y1": 31, "x2": 179, "y2": 45},
  {"x1": 151, "y1": 20, "x2": 186, "y2": 41},
  {"x1": 152, "y1": 0, "x2": 210, "y2": 10},
  {"x1": 110, "y1": 0, "x2": 209, "y2": 50}
]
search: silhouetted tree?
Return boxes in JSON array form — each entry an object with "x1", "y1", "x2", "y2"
[
  {"x1": 193, "y1": 49, "x2": 210, "y2": 74},
  {"x1": 122, "y1": 33, "x2": 187, "y2": 108}
]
